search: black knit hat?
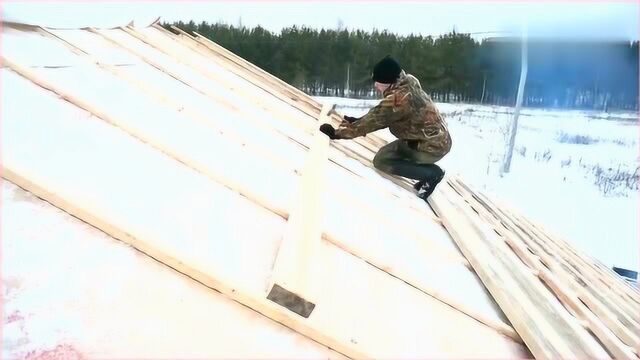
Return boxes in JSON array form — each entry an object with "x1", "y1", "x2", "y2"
[{"x1": 372, "y1": 55, "x2": 402, "y2": 84}]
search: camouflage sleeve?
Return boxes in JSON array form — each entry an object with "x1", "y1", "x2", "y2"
[{"x1": 335, "y1": 92, "x2": 409, "y2": 139}]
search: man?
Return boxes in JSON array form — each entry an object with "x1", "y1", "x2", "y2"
[{"x1": 320, "y1": 55, "x2": 452, "y2": 200}]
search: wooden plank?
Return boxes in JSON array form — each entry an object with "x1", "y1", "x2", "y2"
[
  {"x1": 451, "y1": 179, "x2": 640, "y2": 352},
  {"x1": 503, "y1": 218, "x2": 640, "y2": 349},
  {"x1": 267, "y1": 104, "x2": 332, "y2": 317},
  {"x1": 454, "y1": 179, "x2": 637, "y2": 300},
  {"x1": 429, "y1": 181, "x2": 611, "y2": 359}
]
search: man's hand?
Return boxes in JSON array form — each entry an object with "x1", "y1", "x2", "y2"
[
  {"x1": 343, "y1": 115, "x2": 360, "y2": 123},
  {"x1": 319, "y1": 124, "x2": 339, "y2": 140}
]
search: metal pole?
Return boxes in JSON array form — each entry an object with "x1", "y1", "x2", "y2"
[
  {"x1": 346, "y1": 63, "x2": 350, "y2": 98},
  {"x1": 503, "y1": 29, "x2": 528, "y2": 174}
]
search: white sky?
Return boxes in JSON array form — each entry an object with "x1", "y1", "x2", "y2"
[{"x1": 2, "y1": 1, "x2": 638, "y2": 40}]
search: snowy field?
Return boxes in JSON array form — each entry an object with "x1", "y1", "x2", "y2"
[{"x1": 316, "y1": 96, "x2": 639, "y2": 272}]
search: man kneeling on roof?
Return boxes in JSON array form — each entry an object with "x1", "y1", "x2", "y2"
[{"x1": 320, "y1": 55, "x2": 452, "y2": 200}]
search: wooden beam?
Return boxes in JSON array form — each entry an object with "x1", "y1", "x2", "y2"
[{"x1": 267, "y1": 104, "x2": 332, "y2": 317}]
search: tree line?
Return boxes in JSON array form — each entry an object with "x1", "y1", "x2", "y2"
[{"x1": 165, "y1": 20, "x2": 639, "y2": 111}]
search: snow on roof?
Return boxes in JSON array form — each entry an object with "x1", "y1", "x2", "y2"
[{"x1": 1, "y1": 21, "x2": 638, "y2": 359}]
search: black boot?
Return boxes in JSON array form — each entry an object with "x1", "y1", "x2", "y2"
[{"x1": 417, "y1": 169, "x2": 445, "y2": 200}]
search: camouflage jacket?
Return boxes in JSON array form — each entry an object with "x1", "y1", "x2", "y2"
[{"x1": 335, "y1": 71, "x2": 452, "y2": 157}]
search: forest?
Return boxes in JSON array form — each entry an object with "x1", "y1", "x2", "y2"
[{"x1": 165, "y1": 20, "x2": 639, "y2": 110}]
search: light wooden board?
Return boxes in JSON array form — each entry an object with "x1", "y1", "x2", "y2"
[{"x1": 267, "y1": 104, "x2": 332, "y2": 317}]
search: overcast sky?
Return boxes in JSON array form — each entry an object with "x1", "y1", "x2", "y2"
[{"x1": 2, "y1": 1, "x2": 638, "y2": 41}]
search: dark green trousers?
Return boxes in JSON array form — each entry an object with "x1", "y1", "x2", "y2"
[{"x1": 373, "y1": 140, "x2": 444, "y2": 182}]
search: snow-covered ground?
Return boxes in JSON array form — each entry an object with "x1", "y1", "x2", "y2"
[{"x1": 316, "y1": 96, "x2": 639, "y2": 273}]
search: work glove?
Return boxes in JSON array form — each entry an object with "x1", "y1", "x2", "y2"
[
  {"x1": 343, "y1": 115, "x2": 360, "y2": 123},
  {"x1": 319, "y1": 124, "x2": 340, "y2": 140}
]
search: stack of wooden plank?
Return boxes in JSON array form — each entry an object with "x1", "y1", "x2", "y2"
[{"x1": 430, "y1": 177, "x2": 640, "y2": 359}]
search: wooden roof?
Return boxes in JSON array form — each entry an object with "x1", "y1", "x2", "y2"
[{"x1": 2, "y1": 21, "x2": 637, "y2": 359}]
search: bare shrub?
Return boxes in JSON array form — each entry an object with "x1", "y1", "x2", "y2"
[
  {"x1": 591, "y1": 165, "x2": 639, "y2": 196},
  {"x1": 557, "y1": 132, "x2": 599, "y2": 145}
]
